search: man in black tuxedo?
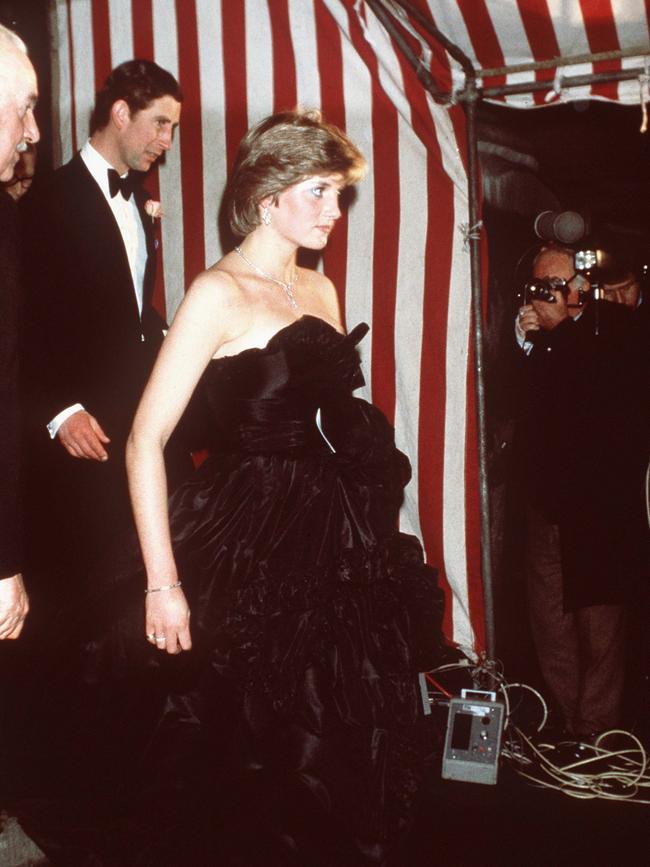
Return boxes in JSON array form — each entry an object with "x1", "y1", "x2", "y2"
[
  {"x1": 22, "y1": 60, "x2": 190, "y2": 597},
  {"x1": 0, "y1": 24, "x2": 39, "y2": 639}
]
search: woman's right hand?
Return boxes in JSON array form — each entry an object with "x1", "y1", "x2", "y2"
[{"x1": 145, "y1": 585, "x2": 192, "y2": 654}]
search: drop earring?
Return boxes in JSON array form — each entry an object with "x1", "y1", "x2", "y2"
[{"x1": 262, "y1": 206, "x2": 271, "y2": 226}]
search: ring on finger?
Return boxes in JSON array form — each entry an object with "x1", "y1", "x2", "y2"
[
  {"x1": 155, "y1": 636, "x2": 167, "y2": 643},
  {"x1": 146, "y1": 632, "x2": 156, "y2": 641}
]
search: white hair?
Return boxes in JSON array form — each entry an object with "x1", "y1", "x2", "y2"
[
  {"x1": 0, "y1": 24, "x2": 29, "y2": 107},
  {"x1": 0, "y1": 23, "x2": 27, "y2": 55}
]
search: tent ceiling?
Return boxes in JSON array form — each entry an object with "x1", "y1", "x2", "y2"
[
  {"x1": 382, "y1": 1, "x2": 650, "y2": 107},
  {"x1": 477, "y1": 98, "x2": 650, "y2": 282}
]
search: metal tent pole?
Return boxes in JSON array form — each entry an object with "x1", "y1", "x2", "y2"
[
  {"x1": 482, "y1": 66, "x2": 649, "y2": 99},
  {"x1": 366, "y1": 0, "x2": 497, "y2": 657},
  {"x1": 461, "y1": 78, "x2": 496, "y2": 658}
]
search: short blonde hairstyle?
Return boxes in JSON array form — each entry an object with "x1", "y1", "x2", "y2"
[{"x1": 226, "y1": 109, "x2": 367, "y2": 238}]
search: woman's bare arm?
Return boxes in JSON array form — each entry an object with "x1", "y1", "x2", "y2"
[{"x1": 126, "y1": 269, "x2": 246, "y2": 654}]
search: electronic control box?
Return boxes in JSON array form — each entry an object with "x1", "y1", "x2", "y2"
[{"x1": 441, "y1": 692, "x2": 505, "y2": 785}]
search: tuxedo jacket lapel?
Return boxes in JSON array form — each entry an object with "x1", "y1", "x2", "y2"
[
  {"x1": 133, "y1": 183, "x2": 157, "y2": 311},
  {"x1": 68, "y1": 155, "x2": 143, "y2": 325}
]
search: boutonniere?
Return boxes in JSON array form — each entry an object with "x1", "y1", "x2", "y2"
[{"x1": 144, "y1": 199, "x2": 164, "y2": 223}]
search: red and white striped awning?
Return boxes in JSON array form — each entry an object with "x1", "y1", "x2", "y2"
[
  {"x1": 50, "y1": 1, "x2": 646, "y2": 654},
  {"x1": 405, "y1": 0, "x2": 650, "y2": 107}
]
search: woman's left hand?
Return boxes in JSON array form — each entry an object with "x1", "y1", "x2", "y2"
[{"x1": 145, "y1": 586, "x2": 192, "y2": 654}]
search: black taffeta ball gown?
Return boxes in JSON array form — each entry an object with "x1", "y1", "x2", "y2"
[{"x1": 27, "y1": 316, "x2": 446, "y2": 867}]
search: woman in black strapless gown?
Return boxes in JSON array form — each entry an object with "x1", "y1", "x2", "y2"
[{"x1": 26, "y1": 111, "x2": 445, "y2": 867}]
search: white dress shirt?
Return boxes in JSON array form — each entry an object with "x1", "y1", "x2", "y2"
[{"x1": 47, "y1": 141, "x2": 148, "y2": 439}]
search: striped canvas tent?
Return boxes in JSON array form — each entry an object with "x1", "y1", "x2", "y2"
[
  {"x1": 424, "y1": 0, "x2": 650, "y2": 107},
  {"x1": 49, "y1": 0, "x2": 650, "y2": 655}
]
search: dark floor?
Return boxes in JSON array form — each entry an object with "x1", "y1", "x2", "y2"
[
  {"x1": 404, "y1": 755, "x2": 649, "y2": 867},
  {"x1": 6, "y1": 745, "x2": 648, "y2": 867},
  {"x1": 4, "y1": 580, "x2": 648, "y2": 867}
]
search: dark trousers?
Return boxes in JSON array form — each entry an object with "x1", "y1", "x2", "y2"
[{"x1": 525, "y1": 504, "x2": 626, "y2": 735}]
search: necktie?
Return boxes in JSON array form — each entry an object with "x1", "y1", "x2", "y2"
[{"x1": 107, "y1": 168, "x2": 136, "y2": 200}]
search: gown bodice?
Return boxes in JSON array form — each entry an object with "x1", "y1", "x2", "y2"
[
  {"x1": 189, "y1": 315, "x2": 413, "y2": 542},
  {"x1": 200, "y1": 315, "x2": 369, "y2": 456}
]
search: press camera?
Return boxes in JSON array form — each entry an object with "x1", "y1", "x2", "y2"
[
  {"x1": 521, "y1": 248, "x2": 612, "y2": 306},
  {"x1": 522, "y1": 274, "x2": 572, "y2": 305}
]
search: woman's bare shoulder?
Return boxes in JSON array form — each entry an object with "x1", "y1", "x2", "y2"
[
  {"x1": 187, "y1": 260, "x2": 245, "y2": 307},
  {"x1": 169, "y1": 260, "x2": 252, "y2": 352}
]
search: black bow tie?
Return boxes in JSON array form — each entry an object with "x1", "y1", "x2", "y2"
[{"x1": 107, "y1": 168, "x2": 137, "y2": 200}]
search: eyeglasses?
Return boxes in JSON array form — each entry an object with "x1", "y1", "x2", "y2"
[{"x1": 543, "y1": 273, "x2": 590, "y2": 290}]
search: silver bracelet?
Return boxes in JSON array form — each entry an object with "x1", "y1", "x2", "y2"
[{"x1": 145, "y1": 581, "x2": 182, "y2": 594}]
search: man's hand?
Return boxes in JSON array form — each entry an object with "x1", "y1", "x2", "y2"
[
  {"x1": 58, "y1": 410, "x2": 110, "y2": 460},
  {"x1": 531, "y1": 290, "x2": 570, "y2": 330},
  {"x1": 517, "y1": 303, "x2": 541, "y2": 338},
  {"x1": 0, "y1": 574, "x2": 29, "y2": 639}
]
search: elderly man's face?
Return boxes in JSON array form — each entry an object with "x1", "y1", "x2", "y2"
[
  {"x1": 533, "y1": 248, "x2": 586, "y2": 316},
  {"x1": 0, "y1": 46, "x2": 39, "y2": 182}
]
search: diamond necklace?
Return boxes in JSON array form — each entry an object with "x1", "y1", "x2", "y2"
[{"x1": 234, "y1": 246, "x2": 299, "y2": 311}]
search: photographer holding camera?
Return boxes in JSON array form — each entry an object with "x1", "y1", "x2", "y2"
[
  {"x1": 517, "y1": 249, "x2": 586, "y2": 340},
  {"x1": 516, "y1": 237, "x2": 649, "y2": 742}
]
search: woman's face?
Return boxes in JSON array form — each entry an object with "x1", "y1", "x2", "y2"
[{"x1": 269, "y1": 174, "x2": 344, "y2": 249}]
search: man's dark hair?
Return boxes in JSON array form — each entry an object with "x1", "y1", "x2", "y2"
[
  {"x1": 89, "y1": 59, "x2": 182, "y2": 135},
  {"x1": 587, "y1": 226, "x2": 645, "y2": 283}
]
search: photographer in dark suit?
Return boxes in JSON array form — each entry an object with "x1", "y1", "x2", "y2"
[
  {"x1": 0, "y1": 24, "x2": 39, "y2": 639},
  {"x1": 516, "y1": 240, "x2": 649, "y2": 740},
  {"x1": 22, "y1": 60, "x2": 191, "y2": 601}
]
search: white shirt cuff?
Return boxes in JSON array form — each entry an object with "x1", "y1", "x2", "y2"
[
  {"x1": 47, "y1": 403, "x2": 85, "y2": 439},
  {"x1": 514, "y1": 318, "x2": 533, "y2": 356}
]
